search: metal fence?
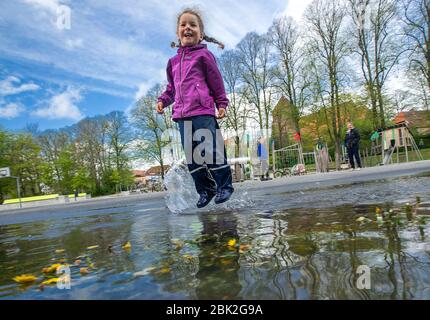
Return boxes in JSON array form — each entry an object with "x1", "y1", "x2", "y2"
[{"x1": 273, "y1": 144, "x2": 319, "y2": 177}]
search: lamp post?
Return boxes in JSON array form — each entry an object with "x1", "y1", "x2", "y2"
[
  {"x1": 0, "y1": 167, "x2": 22, "y2": 208},
  {"x1": 10, "y1": 176, "x2": 22, "y2": 208}
]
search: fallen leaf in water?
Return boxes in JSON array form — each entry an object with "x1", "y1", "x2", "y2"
[
  {"x1": 227, "y1": 239, "x2": 237, "y2": 247},
  {"x1": 160, "y1": 267, "x2": 170, "y2": 274},
  {"x1": 13, "y1": 274, "x2": 37, "y2": 284},
  {"x1": 74, "y1": 260, "x2": 81, "y2": 266},
  {"x1": 183, "y1": 254, "x2": 194, "y2": 260},
  {"x1": 42, "y1": 264, "x2": 62, "y2": 274},
  {"x1": 41, "y1": 278, "x2": 59, "y2": 285},
  {"x1": 87, "y1": 245, "x2": 99, "y2": 250},
  {"x1": 356, "y1": 216, "x2": 372, "y2": 224},
  {"x1": 89, "y1": 263, "x2": 96, "y2": 269},
  {"x1": 80, "y1": 268, "x2": 89, "y2": 275},
  {"x1": 239, "y1": 244, "x2": 251, "y2": 252},
  {"x1": 55, "y1": 249, "x2": 65, "y2": 254},
  {"x1": 122, "y1": 241, "x2": 132, "y2": 250},
  {"x1": 171, "y1": 239, "x2": 185, "y2": 250},
  {"x1": 133, "y1": 267, "x2": 156, "y2": 277}
]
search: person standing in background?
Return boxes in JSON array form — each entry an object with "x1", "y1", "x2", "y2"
[{"x1": 344, "y1": 121, "x2": 362, "y2": 171}]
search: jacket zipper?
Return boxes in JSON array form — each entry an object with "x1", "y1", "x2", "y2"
[
  {"x1": 179, "y1": 49, "x2": 185, "y2": 118},
  {"x1": 196, "y1": 83, "x2": 201, "y2": 105}
]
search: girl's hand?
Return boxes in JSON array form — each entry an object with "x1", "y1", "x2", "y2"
[
  {"x1": 156, "y1": 101, "x2": 164, "y2": 114},
  {"x1": 217, "y1": 108, "x2": 226, "y2": 119}
]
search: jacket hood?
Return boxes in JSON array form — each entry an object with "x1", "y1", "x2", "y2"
[{"x1": 177, "y1": 43, "x2": 207, "y2": 54}]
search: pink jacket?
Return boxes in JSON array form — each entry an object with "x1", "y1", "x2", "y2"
[{"x1": 157, "y1": 44, "x2": 229, "y2": 120}]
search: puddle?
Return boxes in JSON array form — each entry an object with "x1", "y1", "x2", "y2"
[{"x1": 1, "y1": 174, "x2": 430, "y2": 299}]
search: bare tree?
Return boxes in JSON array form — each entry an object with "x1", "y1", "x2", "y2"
[
  {"x1": 218, "y1": 50, "x2": 250, "y2": 157},
  {"x1": 130, "y1": 84, "x2": 172, "y2": 180},
  {"x1": 237, "y1": 32, "x2": 276, "y2": 130},
  {"x1": 269, "y1": 16, "x2": 311, "y2": 135},
  {"x1": 349, "y1": 0, "x2": 401, "y2": 128},
  {"x1": 402, "y1": 0, "x2": 430, "y2": 109},
  {"x1": 307, "y1": 56, "x2": 335, "y2": 144},
  {"x1": 305, "y1": 0, "x2": 349, "y2": 169}
]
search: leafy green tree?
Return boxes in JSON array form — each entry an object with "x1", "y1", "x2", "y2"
[{"x1": 71, "y1": 167, "x2": 92, "y2": 193}]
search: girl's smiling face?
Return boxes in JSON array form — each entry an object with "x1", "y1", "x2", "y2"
[{"x1": 177, "y1": 13, "x2": 202, "y2": 47}]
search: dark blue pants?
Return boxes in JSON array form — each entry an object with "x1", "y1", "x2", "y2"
[
  {"x1": 347, "y1": 144, "x2": 362, "y2": 169},
  {"x1": 178, "y1": 116, "x2": 234, "y2": 195}
]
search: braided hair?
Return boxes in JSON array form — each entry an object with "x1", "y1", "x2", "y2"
[{"x1": 171, "y1": 9, "x2": 225, "y2": 49}]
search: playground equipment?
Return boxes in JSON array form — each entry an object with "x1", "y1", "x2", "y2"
[
  {"x1": 315, "y1": 143, "x2": 330, "y2": 173},
  {"x1": 228, "y1": 157, "x2": 250, "y2": 182},
  {"x1": 273, "y1": 143, "x2": 310, "y2": 177},
  {"x1": 370, "y1": 122, "x2": 423, "y2": 165}
]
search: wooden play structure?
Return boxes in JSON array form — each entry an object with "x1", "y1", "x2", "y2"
[
  {"x1": 370, "y1": 122, "x2": 423, "y2": 165},
  {"x1": 315, "y1": 143, "x2": 330, "y2": 173}
]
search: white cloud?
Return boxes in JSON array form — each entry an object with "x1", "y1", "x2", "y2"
[
  {"x1": 0, "y1": 0, "x2": 287, "y2": 100},
  {"x1": 0, "y1": 76, "x2": 40, "y2": 96},
  {"x1": 135, "y1": 82, "x2": 152, "y2": 101},
  {"x1": 0, "y1": 103, "x2": 26, "y2": 119},
  {"x1": 134, "y1": 68, "x2": 166, "y2": 101},
  {"x1": 22, "y1": 0, "x2": 60, "y2": 13},
  {"x1": 65, "y1": 38, "x2": 83, "y2": 50},
  {"x1": 32, "y1": 87, "x2": 83, "y2": 120},
  {"x1": 282, "y1": 0, "x2": 314, "y2": 22}
]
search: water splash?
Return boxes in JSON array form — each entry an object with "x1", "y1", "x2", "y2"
[
  {"x1": 164, "y1": 161, "x2": 255, "y2": 214},
  {"x1": 164, "y1": 161, "x2": 199, "y2": 214}
]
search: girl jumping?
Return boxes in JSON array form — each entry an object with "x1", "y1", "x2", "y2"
[{"x1": 157, "y1": 8, "x2": 234, "y2": 208}]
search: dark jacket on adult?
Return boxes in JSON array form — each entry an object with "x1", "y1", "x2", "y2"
[{"x1": 345, "y1": 128, "x2": 360, "y2": 149}]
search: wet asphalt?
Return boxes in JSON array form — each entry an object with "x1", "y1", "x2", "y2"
[{"x1": 1, "y1": 160, "x2": 430, "y2": 226}]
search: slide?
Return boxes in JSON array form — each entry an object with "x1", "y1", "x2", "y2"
[{"x1": 381, "y1": 146, "x2": 395, "y2": 165}]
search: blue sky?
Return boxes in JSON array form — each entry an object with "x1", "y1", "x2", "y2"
[{"x1": 0, "y1": 0, "x2": 311, "y2": 131}]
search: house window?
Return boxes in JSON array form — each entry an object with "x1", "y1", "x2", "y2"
[{"x1": 398, "y1": 129, "x2": 403, "y2": 146}]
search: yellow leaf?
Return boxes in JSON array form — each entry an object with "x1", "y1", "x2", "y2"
[
  {"x1": 89, "y1": 263, "x2": 96, "y2": 269},
  {"x1": 41, "y1": 278, "x2": 59, "y2": 285},
  {"x1": 221, "y1": 259, "x2": 232, "y2": 265},
  {"x1": 55, "y1": 249, "x2": 65, "y2": 254},
  {"x1": 122, "y1": 241, "x2": 132, "y2": 250},
  {"x1": 42, "y1": 264, "x2": 62, "y2": 274},
  {"x1": 86, "y1": 245, "x2": 99, "y2": 250},
  {"x1": 183, "y1": 254, "x2": 194, "y2": 261},
  {"x1": 375, "y1": 207, "x2": 381, "y2": 214},
  {"x1": 227, "y1": 239, "x2": 237, "y2": 247},
  {"x1": 160, "y1": 267, "x2": 170, "y2": 274},
  {"x1": 13, "y1": 274, "x2": 37, "y2": 284},
  {"x1": 80, "y1": 268, "x2": 89, "y2": 275}
]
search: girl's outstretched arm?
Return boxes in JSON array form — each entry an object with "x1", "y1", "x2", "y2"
[{"x1": 157, "y1": 59, "x2": 175, "y2": 108}]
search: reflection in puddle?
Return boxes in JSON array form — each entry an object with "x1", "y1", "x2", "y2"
[{"x1": 1, "y1": 176, "x2": 430, "y2": 299}]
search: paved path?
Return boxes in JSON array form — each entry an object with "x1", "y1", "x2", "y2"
[{"x1": 1, "y1": 160, "x2": 430, "y2": 225}]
